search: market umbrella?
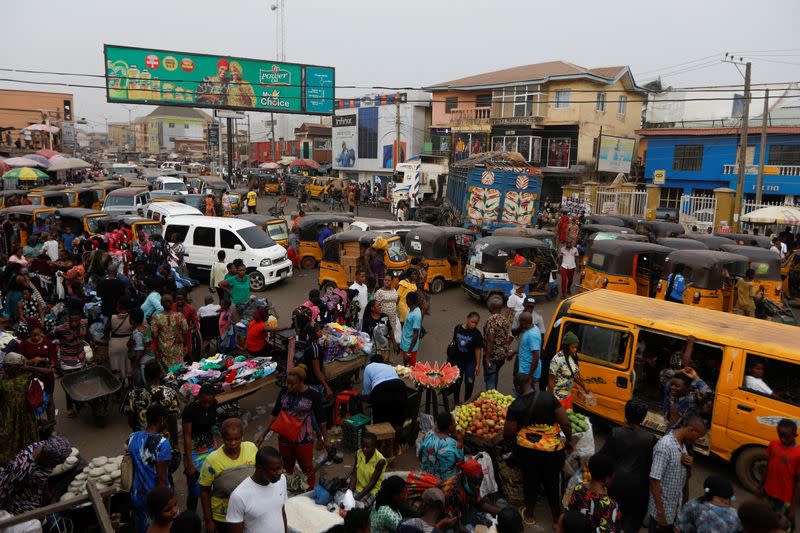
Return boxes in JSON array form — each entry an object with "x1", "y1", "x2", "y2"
[
  {"x1": 3, "y1": 156, "x2": 46, "y2": 168},
  {"x1": 2, "y1": 167, "x2": 49, "y2": 181},
  {"x1": 0, "y1": 160, "x2": 10, "y2": 175},
  {"x1": 259, "y1": 162, "x2": 279, "y2": 169},
  {"x1": 24, "y1": 154, "x2": 51, "y2": 168},
  {"x1": 22, "y1": 124, "x2": 59, "y2": 133},
  {"x1": 291, "y1": 159, "x2": 320, "y2": 170},
  {"x1": 35, "y1": 149, "x2": 61, "y2": 159},
  {"x1": 48, "y1": 157, "x2": 89, "y2": 171},
  {"x1": 740, "y1": 205, "x2": 800, "y2": 226}
]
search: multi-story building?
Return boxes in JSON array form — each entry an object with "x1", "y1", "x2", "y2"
[
  {"x1": 640, "y1": 83, "x2": 800, "y2": 206},
  {"x1": 143, "y1": 106, "x2": 213, "y2": 154},
  {"x1": 0, "y1": 89, "x2": 74, "y2": 149},
  {"x1": 425, "y1": 61, "x2": 646, "y2": 198}
]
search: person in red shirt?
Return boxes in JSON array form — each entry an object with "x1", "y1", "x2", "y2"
[
  {"x1": 761, "y1": 418, "x2": 800, "y2": 527},
  {"x1": 18, "y1": 325, "x2": 58, "y2": 422}
]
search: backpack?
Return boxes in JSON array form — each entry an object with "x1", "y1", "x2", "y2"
[{"x1": 27, "y1": 377, "x2": 45, "y2": 411}]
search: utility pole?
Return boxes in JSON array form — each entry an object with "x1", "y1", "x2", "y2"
[
  {"x1": 395, "y1": 93, "x2": 402, "y2": 168},
  {"x1": 226, "y1": 117, "x2": 234, "y2": 186},
  {"x1": 732, "y1": 60, "x2": 752, "y2": 231},
  {"x1": 755, "y1": 88, "x2": 769, "y2": 204},
  {"x1": 269, "y1": 113, "x2": 276, "y2": 161}
]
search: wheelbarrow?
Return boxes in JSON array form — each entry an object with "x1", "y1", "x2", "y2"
[{"x1": 61, "y1": 365, "x2": 122, "y2": 427}]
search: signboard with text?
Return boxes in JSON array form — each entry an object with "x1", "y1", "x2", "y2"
[
  {"x1": 597, "y1": 135, "x2": 635, "y2": 173},
  {"x1": 104, "y1": 44, "x2": 334, "y2": 115}
]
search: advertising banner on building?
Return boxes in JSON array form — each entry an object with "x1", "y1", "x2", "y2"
[
  {"x1": 104, "y1": 45, "x2": 334, "y2": 115},
  {"x1": 61, "y1": 123, "x2": 76, "y2": 149},
  {"x1": 597, "y1": 135, "x2": 635, "y2": 173},
  {"x1": 332, "y1": 95, "x2": 414, "y2": 171},
  {"x1": 207, "y1": 123, "x2": 219, "y2": 148}
]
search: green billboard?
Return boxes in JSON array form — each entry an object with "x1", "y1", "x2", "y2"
[{"x1": 104, "y1": 44, "x2": 334, "y2": 115}]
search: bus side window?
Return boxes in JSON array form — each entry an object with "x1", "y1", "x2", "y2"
[
  {"x1": 742, "y1": 353, "x2": 800, "y2": 405},
  {"x1": 564, "y1": 322, "x2": 628, "y2": 365}
]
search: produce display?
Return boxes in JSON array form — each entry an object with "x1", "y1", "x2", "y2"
[
  {"x1": 56, "y1": 450, "x2": 124, "y2": 502},
  {"x1": 567, "y1": 409, "x2": 589, "y2": 434},
  {"x1": 454, "y1": 390, "x2": 514, "y2": 439},
  {"x1": 409, "y1": 361, "x2": 460, "y2": 389},
  {"x1": 395, "y1": 365, "x2": 412, "y2": 379}
]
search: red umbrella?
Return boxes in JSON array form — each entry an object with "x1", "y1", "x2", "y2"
[
  {"x1": 0, "y1": 160, "x2": 10, "y2": 175},
  {"x1": 291, "y1": 159, "x2": 320, "y2": 170},
  {"x1": 36, "y1": 149, "x2": 61, "y2": 159}
]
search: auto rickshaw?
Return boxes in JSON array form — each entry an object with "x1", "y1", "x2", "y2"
[
  {"x1": 27, "y1": 190, "x2": 68, "y2": 208},
  {"x1": 654, "y1": 249, "x2": 748, "y2": 312},
  {"x1": 578, "y1": 239, "x2": 672, "y2": 297},
  {"x1": 62, "y1": 185, "x2": 96, "y2": 209},
  {"x1": 230, "y1": 189, "x2": 248, "y2": 214},
  {"x1": 578, "y1": 224, "x2": 637, "y2": 244},
  {"x1": 55, "y1": 208, "x2": 110, "y2": 236},
  {"x1": 0, "y1": 205, "x2": 57, "y2": 246},
  {"x1": 782, "y1": 250, "x2": 800, "y2": 299},
  {"x1": 0, "y1": 190, "x2": 27, "y2": 208},
  {"x1": 96, "y1": 215, "x2": 163, "y2": 243},
  {"x1": 463, "y1": 236, "x2": 558, "y2": 302},
  {"x1": 305, "y1": 177, "x2": 333, "y2": 199},
  {"x1": 405, "y1": 226, "x2": 475, "y2": 293},
  {"x1": 656, "y1": 237, "x2": 709, "y2": 250},
  {"x1": 585, "y1": 215, "x2": 625, "y2": 227},
  {"x1": 636, "y1": 220, "x2": 686, "y2": 242},
  {"x1": 238, "y1": 214, "x2": 290, "y2": 247},
  {"x1": 88, "y1": 181, "x2": 123, "y2": 210},
  {"x1": 615, "y1": 215, "x2": 645, "y2": 229},
  {"x1": 683, "y1": 233, "x2": 737, "y2": 250},
  {"x1": 491, "y1": 227, "x2": 558, "y2": 250},
  {"x1": 294, "y1": 213, "x2": 355, "y2": 269},
  {"x1": 197, "y1": 176, "x2": 230, "y2": 197},
  {"x1": 29, "y1": 185, "x2": 66, "y2": 193},
  {"x1": 718, "y1": 244, "x2": 797, "y2": 324},
  {"x1": 318, "y1": 230, "x2": 410, "y2": 292},
  {"x1": 261, "y1": 175, "x2": 280, "y2": 195},
  {"x1": 716, "y1": 233, "x2": 773, "y2": 249},
  {"x1": 124, "y1": 178, "x2": 152, "y2": 190}
]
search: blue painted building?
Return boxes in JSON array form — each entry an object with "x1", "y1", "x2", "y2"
[{"x1": 638, "y1": 127, "x2": 800, "y2": 204}]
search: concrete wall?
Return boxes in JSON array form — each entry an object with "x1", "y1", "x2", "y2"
[
  {"x1": 0, "y1": 89, "x2": 74, "y2": 144},
  {"x1": 430, "y1": 89, "x2": 485, "y2": 127}
]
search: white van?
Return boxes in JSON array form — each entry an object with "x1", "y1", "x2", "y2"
[
  {"x1": 102, "y1": 187, "x2": 152, "y2": 216},
  {"x1": 163, "y1": 215, "x2": 292, "y2": 290},
  {"x1": 155, "y1": 176, "x2": 189, "y2": 195},
  {"x1": 145, "y1": 201, "x2": 203, "y2": 224}
]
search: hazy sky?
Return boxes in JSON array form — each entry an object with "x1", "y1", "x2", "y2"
[{"x1": 3, "y1": 0, "x2": 799, "y2": 135}]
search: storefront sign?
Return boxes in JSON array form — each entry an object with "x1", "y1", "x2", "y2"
[
  {"x1": 104, "y1": 44, "x2": 334, "y2": 115},
  {"x1": 207, "y1": 123, "x2": 219, "y2": 147},
  {"x1": 597, "y1": 135, "x2": 635, "y2": 173},
  {"x1": 653, "y1": 169, "x2": 666, "y2": 184}
]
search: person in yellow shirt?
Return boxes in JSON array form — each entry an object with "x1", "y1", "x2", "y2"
[
  {"x1": 199, "y1": 418, "x2": 258, "y2": 533},
  {"x1": 396, "y1": 269, "x2": 419, "y2": 323},
  {"x1": 246, "y1": 188, "x2": 258, "y2": 214},
  {"x1": 348, "y1": 432, "x2": 387, "y2": 508},
  {"x1": 735, "y1": 268, "x2": 763, "y2": 317}
]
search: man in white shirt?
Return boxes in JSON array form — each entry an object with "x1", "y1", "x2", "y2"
[
  {"x1": 41, "y1": 232, "x2": 59, "y2": 262},
  {"x1": 506, "y1": 284, "x2": 526, "y2": 330},
  {"x1": 558, "y1": 241, "x2": 580, "y2": 299},
  {"x1": 226, "y1": 446, "x2": 287, "y2": 533},
  {"x1": 197, "y1": 294, "x2": 222, "y2": 318},
  {"x1": 210, "y1": 250, "x2": 228, "y2": 295},
  {"x1": 744, "y1": 359, "x2": 773, "y2": 395},
  {"x1": 349, "y1": 270, "x2": 369, "y2": 330}
]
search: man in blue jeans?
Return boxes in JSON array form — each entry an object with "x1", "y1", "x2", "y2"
[{"x1": 515, "y1": 312, "x2": 541, "y2": 395}]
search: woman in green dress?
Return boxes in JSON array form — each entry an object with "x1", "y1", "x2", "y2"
[{"x1": 0, "y1": 352, "x2": 39, "y2": 463}]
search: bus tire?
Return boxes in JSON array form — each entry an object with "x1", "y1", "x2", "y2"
[
  {"x1": 301, "y1": 256, "x2": 316, "y2": 270},
  {"x1": 430, "y1": 278, "x2": 445, "y2": 294},
  {"x1": 735, "y1": 446, "x2": 768, "y2": 493}
]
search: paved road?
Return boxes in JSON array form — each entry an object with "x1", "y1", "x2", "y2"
[{"x1": 52, "y1": 195, "x2": 750, "y2": 531}]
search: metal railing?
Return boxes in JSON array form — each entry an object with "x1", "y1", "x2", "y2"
[
  {"x1": 450, "y1": 107, "x2": 492, "y2": 123},
  {"x1": 679, "y1": 194, "x2": 717, "y2": 231},
  {"x1": 595, "y1": 190, "x2": 647, "y2": 217},
  {"x1": 722, "y1": 164, "x2": 800, "y2": 176}
]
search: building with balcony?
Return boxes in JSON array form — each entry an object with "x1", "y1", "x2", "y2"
[
  {"x1": 143, "y1": 106, "x2": 214, "y2": 154},
  {"x1": 639, "y1": 81, "x2": 800, "y2": 206},
  {"x1": 425, "y1": 61, "x2": 646, "y2": 198},
  {"x1": 639, "y1": 127, "x2": 800, "y2": 204}
]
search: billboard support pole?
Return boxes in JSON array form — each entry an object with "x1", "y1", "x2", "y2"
[
  {"x1": 395, "y1": 93, "x2": 401, "y2": 169},
  {"x1": 755, "y1": 88, "x2": 769, "y2": 205},
  {"x1": 227, "y1": 117, "x2": 234, "y2": 186},
  {"x1": 270, "y1": 113, "x2": 276, "y2": 162},
  {"x1": 594, "y1": 125, "x2": 602, "y2": 181}
]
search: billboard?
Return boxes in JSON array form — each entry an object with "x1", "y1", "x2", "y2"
[
  {"x1": 104, "y1": 45, "x2": 334, "y2": 115},
  {"x1": 332, "y1": 95, "x2": 414, "y2": 171},
  {"x1": 597, "y1": 135, "x2": 635, "y2": 173}
]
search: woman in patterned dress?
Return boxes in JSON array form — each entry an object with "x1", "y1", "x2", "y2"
[
  {"x1": 0, "y1": 353, "x2": 39, "y2": 464},
  {"x1": 151, "y1": 293, "x2": 189, "y2": 370}
]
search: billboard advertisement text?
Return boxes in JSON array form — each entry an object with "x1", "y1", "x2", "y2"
[{"x1": 597, "y1": 135, "x2": 635, "y2": 173}]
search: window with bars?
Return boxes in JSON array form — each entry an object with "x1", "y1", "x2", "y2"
[
  {"x1": 618, "y1": 96, "x2": 627, "y2": 115},
  {"x1": 445, "y1": 97, "x2": 458, "y2": 113},
  {"x1": 768, "y1": 144, "x2": 800, "y2": 166},
  {"x1": 358, "y1": 107, "x2": 378, "y2": 159},
  {"x1": 659, "y1": 187, "x2": 682, "y2": 208},
  {"x1": 672, "y1": 145, "x2": 704, "y2": 171},
  {"x1": 596, "y1": 92, "x2": 606, "y2": 112}
]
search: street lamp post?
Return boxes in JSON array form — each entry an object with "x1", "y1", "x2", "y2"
[{"x1": 270, "y1": 0, "x2": 286, "y2": 161}]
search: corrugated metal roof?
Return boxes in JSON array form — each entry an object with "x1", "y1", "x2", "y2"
[{"x1": 637, "y1": 126, "x2": 800, "y2": 136}]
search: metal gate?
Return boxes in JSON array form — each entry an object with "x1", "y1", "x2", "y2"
[
  {"x1": 595, "y1": 190, "x2": 647, "y2": 217},
  {"x1": 679, "y1": 195, "x2": 717, "y2": 231}
]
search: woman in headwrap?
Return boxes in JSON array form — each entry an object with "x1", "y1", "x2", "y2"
[
  {"x1": 443, "y1": 459, "x2": 501, "y2": 528},
  {"x1": 225, "y1": 61, "x2": 256, "y2": 108},
  {"x1": 548, "y1": 331, "x2": 591, "y2": 410},
  {"x1": 0, "y1": 436, "x2": 72, "y2": 514},
  {"x1": 0, "y1": 352, "x2": 40, "y2": 463}
]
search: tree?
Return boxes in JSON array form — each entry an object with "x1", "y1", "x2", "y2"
[{"x1": 643, "y1": 78, "x2": 663, "y2": 93}]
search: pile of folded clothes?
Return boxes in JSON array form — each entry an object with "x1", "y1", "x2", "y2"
[
  {"x1": 321, "y1": 323, "x2": 372, "y2": 363},
  {"x1": 166, "y1": 353, "x2": 278, "y2": 399}
]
